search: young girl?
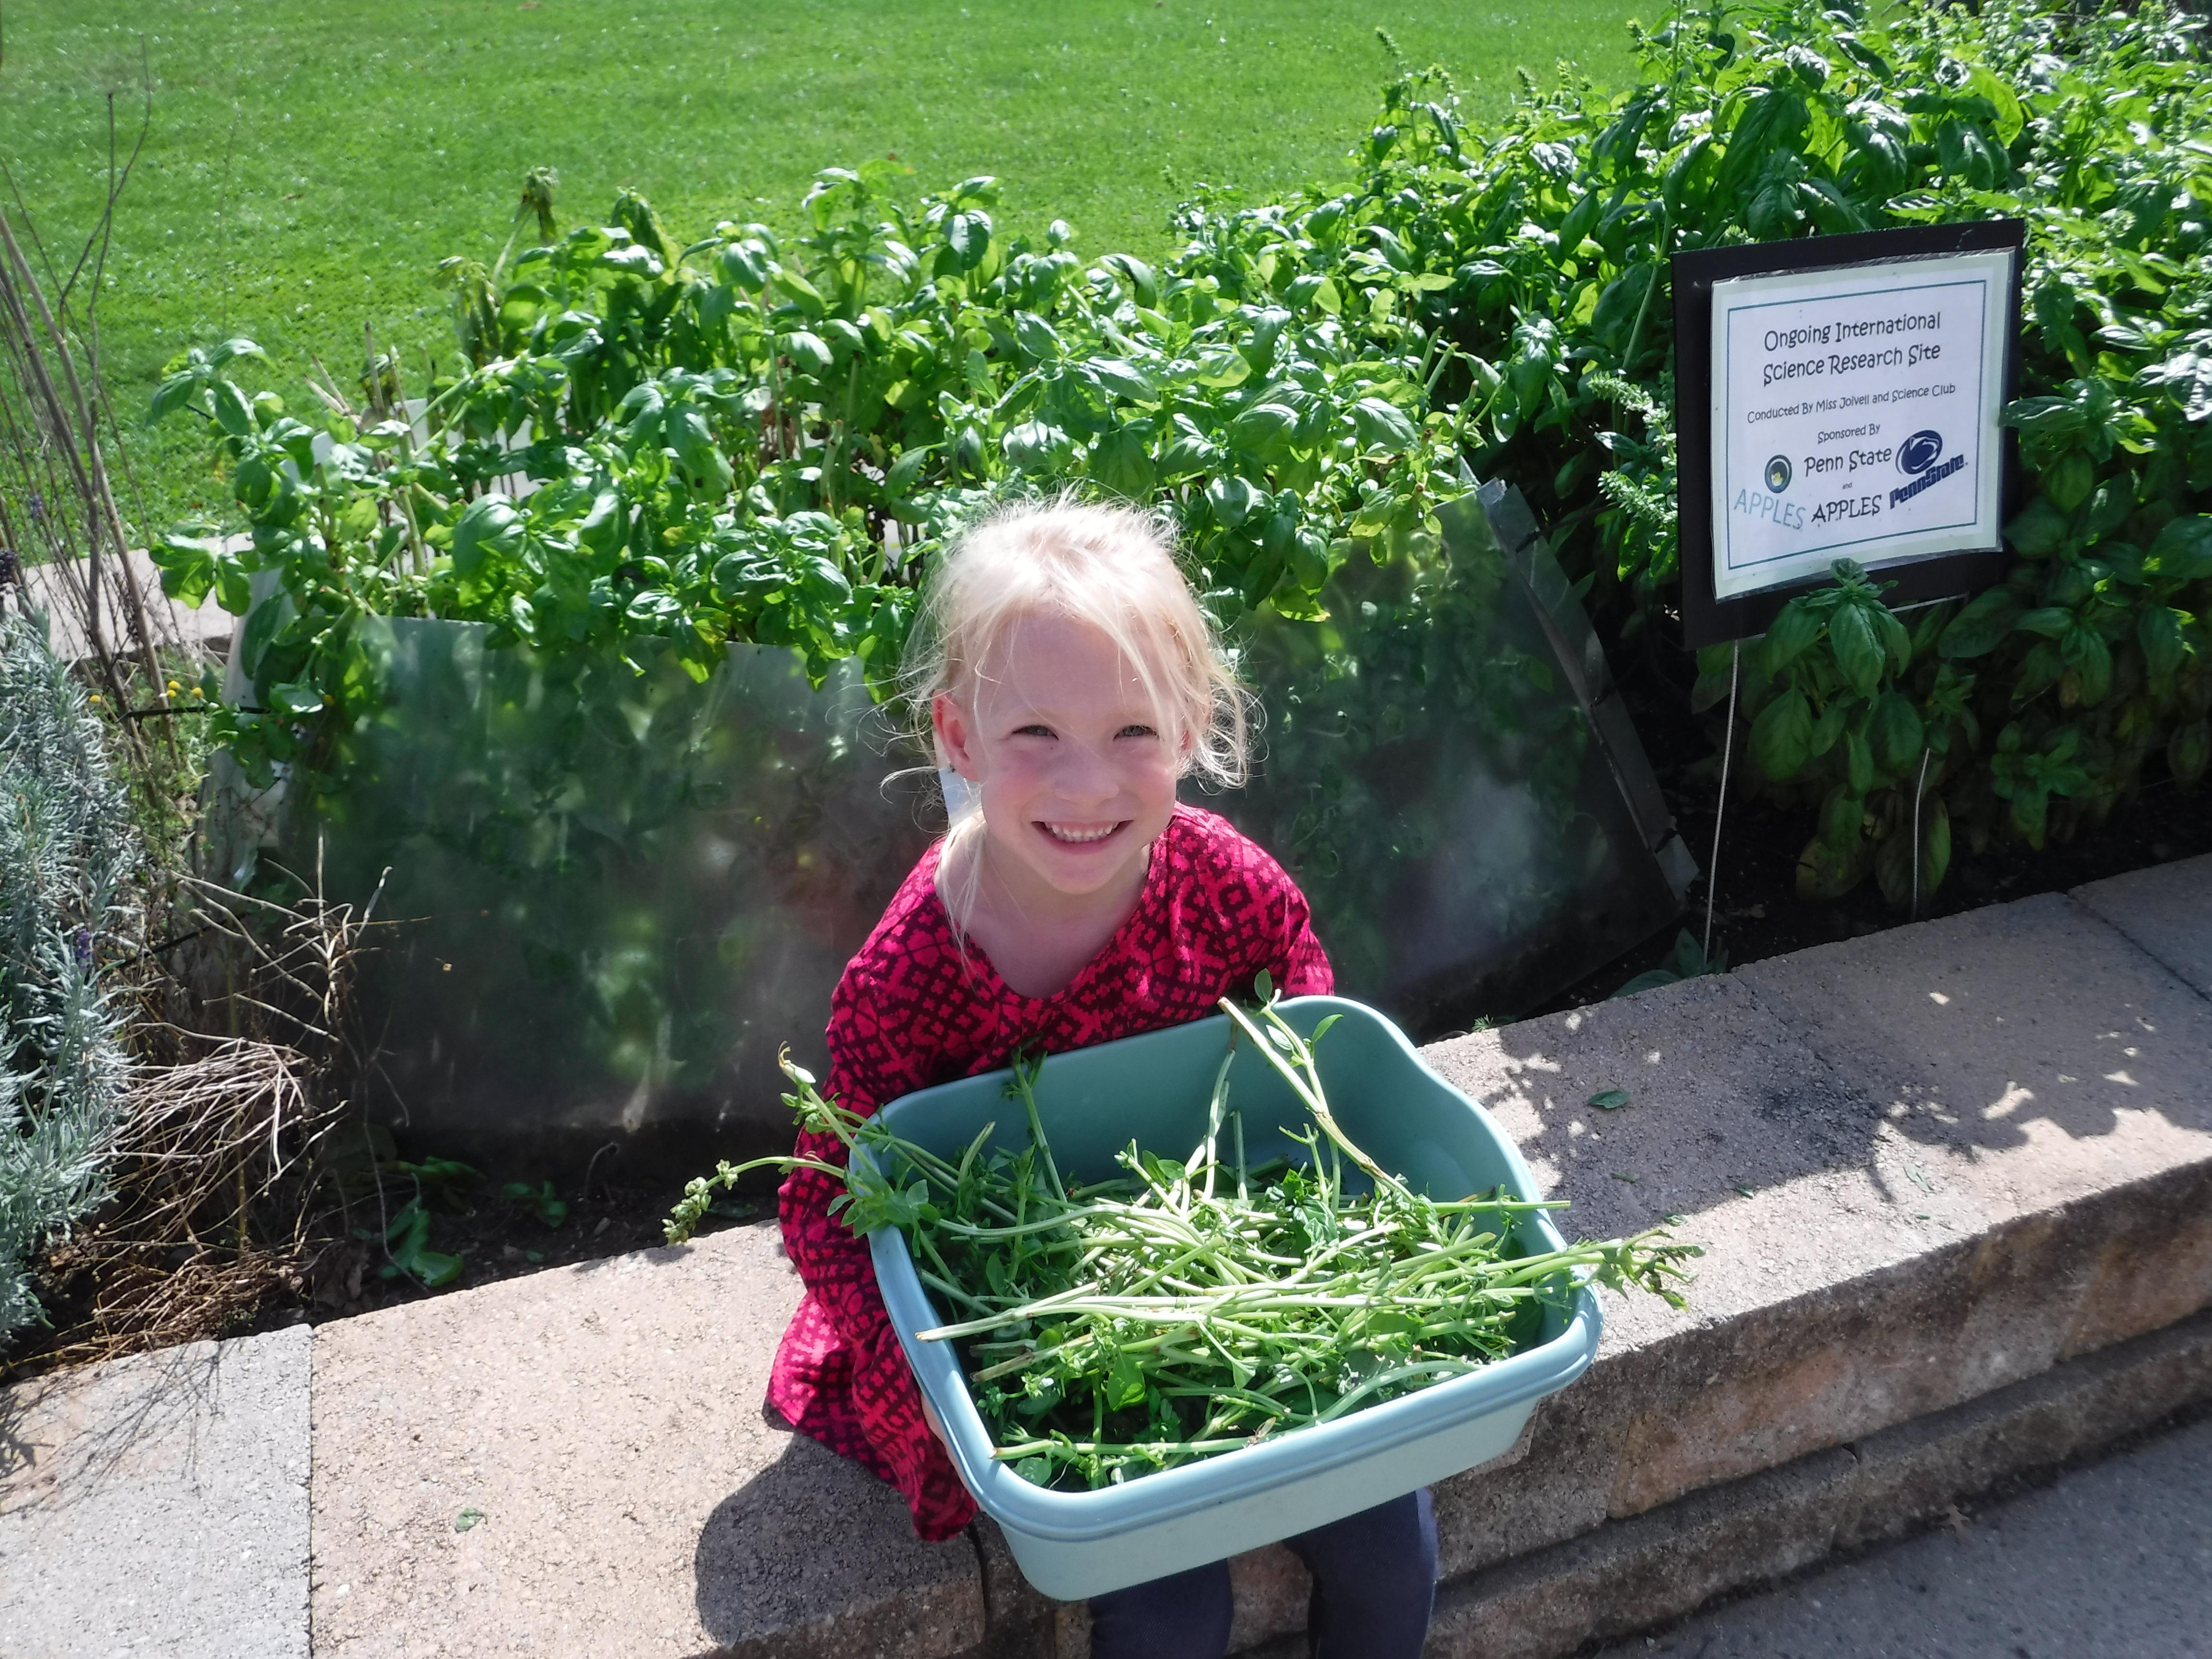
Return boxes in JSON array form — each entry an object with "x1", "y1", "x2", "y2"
[{"x1": 767, "y1": 497, "x2": 1438, "y2": 1659}]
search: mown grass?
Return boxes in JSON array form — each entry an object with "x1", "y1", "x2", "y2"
[{"x1": 1, "y1": 0, "x2": 1645, "y2": 533}]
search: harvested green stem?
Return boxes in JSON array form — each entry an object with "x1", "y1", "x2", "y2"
[{"x1": 667, "y1": 1004, "x2": 1700, "y2": 1491}]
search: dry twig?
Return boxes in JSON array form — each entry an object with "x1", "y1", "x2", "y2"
[{"x1": 17, "y1": 857, "x2": 387, "y2": 1373}]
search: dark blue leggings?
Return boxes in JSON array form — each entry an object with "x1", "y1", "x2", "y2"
[{"x1": 1087, "y1": 1489, "x2": 1437, "y2": 1659}]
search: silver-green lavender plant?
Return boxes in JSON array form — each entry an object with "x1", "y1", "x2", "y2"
[{"x1": 0, "y1": 609, "x2": 140, "y2": 1342}]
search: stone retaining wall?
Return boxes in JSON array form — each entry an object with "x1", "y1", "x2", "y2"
[{"x1": 3, "y1": 857, "x2": 2206, "y2": 1659}]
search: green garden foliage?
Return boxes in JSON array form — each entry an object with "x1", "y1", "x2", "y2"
[
  {"x1": 0, "y1": 613, "x2": 139, "y2": 1342},
  {"x1": 149, "y1": 161, "x2": 1479, "y2": 799},
  {"x1": 1716, "y1": 6, "x2": 2212, "y2": 895},
  {"x1": 153, "y1": 0, "x2": 2212, "y2": 911},
  {"x1": 1384, "y1": 0, "x2": 2212, "y2": 898}
]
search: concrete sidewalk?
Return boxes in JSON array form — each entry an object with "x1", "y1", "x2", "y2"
[
  {"x1": 19, "y1": 546, "x2": 234, "y2": 663},
  {"x1": 1594, "y1": 1412, "x2": 2212, "y2": 1659},
  {"x1": 0, "y1": 1325, "x2": 309, "y2": 1659},
  {"x1": 1, "y1": 854, "x2": 2207, "y2": 1659}
]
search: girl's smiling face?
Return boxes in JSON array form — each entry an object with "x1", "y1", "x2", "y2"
[{"x1": 934, "y1": 610, "x2": 1184, "y2": 911}]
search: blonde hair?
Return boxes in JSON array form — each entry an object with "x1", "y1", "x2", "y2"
[{"x1": 904, "y1": 494, "x2": 1252, "y2": 926}]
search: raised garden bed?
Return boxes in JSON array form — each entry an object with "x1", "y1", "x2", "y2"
[{"x1": 209, "y1": 487, "x2": 1686, "y2": 1170}]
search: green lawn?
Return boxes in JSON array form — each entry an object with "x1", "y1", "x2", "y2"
[{"x1": 2, "y1": 0, "x2": 1647, "y2": 533}]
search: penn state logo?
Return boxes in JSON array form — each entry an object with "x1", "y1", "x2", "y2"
[
  {"x1": 1764, "y1": 454, "x2": 1793, "y2": 493},
  {"x1": 1898, "y1": 430, "x2": 1944, "y2": 475}
]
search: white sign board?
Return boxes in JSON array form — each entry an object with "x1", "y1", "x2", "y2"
[{"x1": 1708, "y1": 250, "x2": 2013, "y2": 601}]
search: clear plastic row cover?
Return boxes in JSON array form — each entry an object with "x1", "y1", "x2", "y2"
[{"x1": 251, "y1": 485, "x2": 1688, "y2": 1159}]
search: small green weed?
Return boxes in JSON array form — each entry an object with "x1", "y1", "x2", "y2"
[
  {"x1": 501, "y1": 1180, "x2": 568, "y2": 1229},
  {"x1": 362, "y1": 1200, "x2": 464, "y2": 1289},
  {"x1": 358, "y1": 1151, "x2": 479, "y2": 1287},
  {"x1": 1613, "y1": 931, "x2": 1728, "y2": 998}
]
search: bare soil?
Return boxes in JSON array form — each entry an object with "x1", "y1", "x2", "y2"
[
  {"x1": 279, "y1": 1163, "x2": 774, "y2": 1331},
  {"x1": 1531, "y1": 642, "x2": 2212, "y2": 1015}
]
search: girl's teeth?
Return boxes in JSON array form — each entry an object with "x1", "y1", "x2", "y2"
[{"x1": 1047, "y1": 824, "x2": 1115, "y2": 843}]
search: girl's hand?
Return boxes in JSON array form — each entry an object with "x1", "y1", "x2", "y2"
[{"x1": 919, "y1": 1391, "x2": 950, "y2": 1447}]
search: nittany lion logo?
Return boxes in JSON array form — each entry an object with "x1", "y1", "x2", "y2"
[
  {"x1": 1898, "y1": 430, "x2": 1945, "y2": 475},
  {"x1": 1764, "y1": 454, "x2": 1793, "y2": 493}
]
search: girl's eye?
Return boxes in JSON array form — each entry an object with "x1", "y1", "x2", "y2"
[
  {"x1": 1012, "y1": 723, "x2": 1055, "y2": 738},
  {"x1": 1116, "y1": 723, "x2": 1158, "y2": 740}
]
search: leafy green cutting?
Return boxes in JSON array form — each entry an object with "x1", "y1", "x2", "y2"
[
  {"x1": 501, "y1": 1179, "x2": 569, "y2": 1229},
  {"x1": 373, "y1": 1199, "x2": 464, "y2": 1288},
  {"x1": 362, "y1": 1152, "x2": 478, "y2": 1286},
  {"x1": 669, "y1": 998, "x2": 1696, "y2": 1491},
  {"x1": 1613, "y1": 929, "x2": 1728, "y2": 998}
]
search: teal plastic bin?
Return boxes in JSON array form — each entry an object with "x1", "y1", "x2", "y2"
[{"x1": 859, "y1": 997, "x2": 1602, "y2": 1600}]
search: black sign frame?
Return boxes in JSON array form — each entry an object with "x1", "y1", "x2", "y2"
[{"x1": 1673, "y1": 219, "x2": 2027, "y2": 649}]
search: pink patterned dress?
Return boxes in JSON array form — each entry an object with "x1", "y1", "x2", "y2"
[{"x1": 767, "y1": 805, "x2": 1334, "y2": 1540}]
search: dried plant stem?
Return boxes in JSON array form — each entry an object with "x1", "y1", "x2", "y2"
[
  {"x1": 0, "y1": 212, "x2": 170, "y2": 706},
  {"x1": 15, "y1": 854, "x2": 385, "y2": 1375}
]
